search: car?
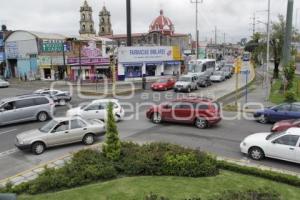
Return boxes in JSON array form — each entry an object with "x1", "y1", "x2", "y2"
[
  {"x1": 197, "y1": 75, "x2": 212, "y2": 87},
  {"x1": 220, "y1": 67, "x2": 232, "y2": 79},
  {"x1": 210, "y1": 71, "x2": 226, "y2": 82},
  {"x1": 174, "y1": 75, "x2": 198, "y2": 93},
  {"x1": 240, "y1": 128, "x2": 300, "y2": 163},
  {"x1": 271, "y1": 119, "x2": 300, "y2": 132},
  {"x1": 66, "y1": 99, "x2": 125, "y2": 121},
  {"x1": 0, "y1": 95, "x2": 55, "y2": 126},
  {"x1": 15, "y1": 117, "x2": 105, "y2": 155},
  {"x1": 224, "y1": 64, "x2": 234, "y2": 76},
  {"x1": 0, "y1": 79, "x2": 9, "y2": 88},
  {"x1": 253, "y1": 103, "x2": 300, "y2": 124},
  {"x1": 34, "y1": 89, "x2": 72, "y2": 106},
  {"x1": 146, "y1": 97, "x2": 221, "y2": 129},
  {"x1": 151, "y1": 78, "x2": 175, "y2": 91}
]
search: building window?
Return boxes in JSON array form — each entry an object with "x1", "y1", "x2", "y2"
[
  {"x1": 82, "y1": 14, "x2": 85, "y2": 20},
  {"x1": 101, "y1": 27, "x2": 105, "y2": 32},
  {"x1": 82, "y1": 24, "x2": 86, "y2": 31},
  {"x1": 90, "y1": 25, "x2": 93, "y2": 32}
]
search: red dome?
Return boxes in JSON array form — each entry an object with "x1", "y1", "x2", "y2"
[{"x1": 149, "y1": 10, "x2": 174, "y2": 35}]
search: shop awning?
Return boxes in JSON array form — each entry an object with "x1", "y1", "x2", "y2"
[
  {"x1": 95, "y1": 66, "x2": 110, "y2": 69},
  {"x1": 145, "y1": 61, "x2": 163, "y2": 65}
]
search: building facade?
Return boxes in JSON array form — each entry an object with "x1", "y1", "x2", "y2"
[
  {"x1": 79, "y1": 0, "x2": 96, "y2": 36},
  {"x1": 98, "y1": 6, "x2": 113, "y2": 36}
]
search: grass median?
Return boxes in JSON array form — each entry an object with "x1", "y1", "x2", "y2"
[{"x1": 19, "y1": 170, "x2": 300, "y2": 200}]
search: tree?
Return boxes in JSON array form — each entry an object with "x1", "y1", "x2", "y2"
[
  {"x1": 283, "y1": 60, "x2": 296, "y2": 90},
  {"x1": 102, "y1": 102, "x2": 121, "y2": 161},
  {"x1": 270, "y1": 15, "x2": 285, "y2": 79}
]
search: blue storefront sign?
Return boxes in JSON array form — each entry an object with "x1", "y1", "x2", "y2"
[{"x1": 0, "y1": 52, "x2": 5, "y2": 61}]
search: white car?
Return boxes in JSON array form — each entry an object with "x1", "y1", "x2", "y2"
[
  {"x1": 240, "y1": 128, "x2": 300, "y2": 163},
  {"x1": 0, "y1": 79, "x2": 9, "y2": 88},
  {"x1": 210, "y1": 71, "x2": 225, "y2": 82},
  {"x1": 66, "y1": 99, "x2": 125, "y2": 121},
  {"x1": 15, "y1": 117, "x2": 105, "y2": 155}
]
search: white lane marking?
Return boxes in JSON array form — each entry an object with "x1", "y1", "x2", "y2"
[
  {"x1": 0, "y1": 129, "x2": 18, "y2": 135},
  {"x1": 0, "y1": 148, "x2": 19, "y2": 159}
]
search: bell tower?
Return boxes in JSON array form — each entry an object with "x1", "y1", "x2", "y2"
[
  {"x1": 98, "y1": 6, "x2": 113, "y2": 36},
  {"x1": 79, "y1": 0, "x2": 96, "y2": 36}
]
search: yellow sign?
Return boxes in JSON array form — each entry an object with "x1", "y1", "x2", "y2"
[{"x1": 172, "y1": 46, "x2": 182, "y2": 60}]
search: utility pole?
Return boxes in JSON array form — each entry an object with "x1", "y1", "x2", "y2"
[
  {"x1": 214, "y1": 26, "x2": 217, "y2": 44},
  {"x1": 251, "y1": 12, "x2": 256, "y2": 36},
  {"x1": 126, "y1": 0, "x2": 132, "y2": 46},
  {"x1": 282, "y1": 0, "x2": 294, "y2": 66},
  {"x1": 223, "y1": 32, "x2": 226, "y2": 44},
  {"x1": 191, "y1": 0, "x2": 203, "y2": 59},
  {"x1": 265, "y1": 0, "x2": 271, "y2": 101}
]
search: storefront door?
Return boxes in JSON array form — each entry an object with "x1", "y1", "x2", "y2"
[
  {"x1": 125, "y1": 66, "x2": 142, "y2": 78},
  {"x1": 146, "y1": 64, "x2": 156, "y2": 76}
]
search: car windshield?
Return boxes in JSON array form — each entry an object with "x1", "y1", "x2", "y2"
[
  {"x1": 266, "y1": 131, "x2": 286, "y2": 140},
  {"x1": 157, "y1": 79, "x2": 167, "y2": 83},
  {"x1": 39, "y1": 120, "x2": 58, "y2": 133},
  {"x1": 213, "y1": 71, "x2": 222, "y2": 75},
  {"x1": 179, "y1": 77, "x2": 191, "y2": 82}
]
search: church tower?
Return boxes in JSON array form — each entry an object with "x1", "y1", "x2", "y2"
[
  {"x1": 98, "y1": 6, "x2": 113, "y2": 36},
  {"x1": 79, "y1": 0, "x2": 96, "y2": 35}
]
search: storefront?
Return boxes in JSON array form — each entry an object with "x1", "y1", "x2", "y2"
[
  {"x1": 38, "y1": 56, "x2": 65, "y2": 80},
  {"x1": 117, "y1": 46, "x2": 182, "y2": 81}
]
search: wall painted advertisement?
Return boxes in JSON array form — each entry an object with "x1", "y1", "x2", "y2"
[{"x1": 118, "y1": 46, "x2": 181, "y2": 63}]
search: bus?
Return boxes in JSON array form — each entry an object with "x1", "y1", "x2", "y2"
[
  {"x1": 188, "y1": 59, "x2": 216, "y2": 77},
  {"x1": 242, "y1": 52, "x2": 250, "y2": 61}
]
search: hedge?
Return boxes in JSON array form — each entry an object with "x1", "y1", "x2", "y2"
[
  {"x1": 217, "y1": 160, "x2": 300, "y2": 187},
  {"x1": 3, "y1": 142, "x2": 218, "y2": 195}
]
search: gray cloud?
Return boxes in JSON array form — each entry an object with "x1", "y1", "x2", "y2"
[{"x1": 0, "y1": 0, "x2": 299, "y2": 43}]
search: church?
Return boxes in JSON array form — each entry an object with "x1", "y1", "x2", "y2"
[{"x1": 79, "y1": 1, "x2": 191, "y2": 52}]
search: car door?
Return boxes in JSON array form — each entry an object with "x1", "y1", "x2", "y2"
[
  {"x1": 160, "y1": 102, "x2": 173, "y2": 122},
  {"x1": 173, "y1": 102, "x2": 194, "y2": 123},
  {"x1": 82, "y1": 103, "x2": 102, "y2": 120},
  {"x1": 46, "y1": 120, "x2": 71, "y2": 146},
  {"x1": 15, "y1": 98, "x2": 38, "y2": 121},
  {"x1": 0, "y1": 101, "x2": 17, "y2": 124},
  {"x1": 268, "y1": 134, "x2": 299, "y2": 162},
  {"x1": 295, "y1": 139, "x2": 300, "y2": 163},
  {"x1": 69, "y1": 119, "x2": 88, "y2": 142},
  {"x1": 269, "y1": 104, "x2": 291, "y2": 122},
  {"x1": 289, "y1": 104, "x2": 300, "y2": 119}
]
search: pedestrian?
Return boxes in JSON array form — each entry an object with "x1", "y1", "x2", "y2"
[{"x1": 24, "y1": 73, "x2": 27, "y2": 81}]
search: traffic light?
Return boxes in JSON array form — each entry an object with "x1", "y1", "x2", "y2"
[{"x1": 109, "y1": 55, "x2": 114, "y2": 64}]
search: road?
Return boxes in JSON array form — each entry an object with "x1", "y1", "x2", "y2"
[{"x1": 0, "y1": 62, "x2": 299, "y2": 180}]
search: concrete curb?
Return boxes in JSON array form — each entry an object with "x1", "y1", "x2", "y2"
[{"x1": 80, "y1": 88, "x2": 143, "y2": 97}]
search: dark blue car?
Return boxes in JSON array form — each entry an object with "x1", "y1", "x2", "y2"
[{"x1": 254, "y1": 103, "x2": 300, "y2": 124}]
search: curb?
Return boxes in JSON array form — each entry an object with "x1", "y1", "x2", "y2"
[{"x1": 80, "y1": 88, "x2": 143, "y2": 96}]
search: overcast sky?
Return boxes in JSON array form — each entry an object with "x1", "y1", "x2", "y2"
[{"x1": 0, "y1": 0, "x2": 299, "y2": 43}]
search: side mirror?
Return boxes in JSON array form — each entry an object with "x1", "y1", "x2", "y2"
[{"x1": 0, "y1": 108, "x2": 4, "y2": 112}]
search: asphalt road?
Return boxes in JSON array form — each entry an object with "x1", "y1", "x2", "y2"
[{"x1": 0, "y1": 62, "x2": 299, "y2": 180}]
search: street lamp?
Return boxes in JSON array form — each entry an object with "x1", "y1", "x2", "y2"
[{"x1": 266, "y1": 0, "x2": 271, "y2": 101}]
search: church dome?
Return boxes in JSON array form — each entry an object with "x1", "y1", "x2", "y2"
[{"x1": 149, "y1": 10, "x2": 174, "y2": 36}]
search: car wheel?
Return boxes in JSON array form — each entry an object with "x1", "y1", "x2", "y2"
[
  {"x1": 152, "y1": 112, "x2": 162, "y2": 124},
  {"x1": 31, "y1": 142, "x2": 45, "y2": 155},
  {"x1": 59, "y1": 99, "x2": 66, "y2": 106},
  {"x1": 249, "y1": 147, "x2": 264, "y2": 160},
  {"x1": 195, "y1": 117, "x2": 208, "y2": 129},
  {"x1": 83, "y1": 134, "x2": 95, "y2": 145},
  {"x1": 37, "y1": 112, "x2": 48, "y2": 122},
  {"x1": 258, "y1": 115, "x2": 268, "y2": 124}
]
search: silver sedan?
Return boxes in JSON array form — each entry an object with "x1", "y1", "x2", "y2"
[
  {"x1": 15, "y1": 117, "x2": 105, "y2": 154},
  {"x1": 0, "y1": 79, "x2": 9, "y2": 88}
]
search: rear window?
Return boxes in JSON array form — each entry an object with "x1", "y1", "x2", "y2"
[
  {"x1": 194, "y1": 103, "x2": 209, "y2": 110},
  {"x1": 15, "y1": 99, "x2": 35, "y2": 108},
  {"x1": 34, "y1": 97, "x2": 49, "y2": 105}
]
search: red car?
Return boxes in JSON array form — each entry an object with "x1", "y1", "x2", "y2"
[
  {"x1": 151, "y1": 78, "x2": 175, "y2": 91},
  {"x1": 146, "y1": 97, "x2": 221, "y2": 129},
  {"x1": 271, "y1": 119, "x2": 300, "y2": 132}
]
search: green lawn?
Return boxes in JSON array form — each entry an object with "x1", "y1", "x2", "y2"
[
  {"x1": 269, "y1": 76, "x2": 300, "y2": 104},
  {"x1": 19, "y1": 171, "x2": 300, "y2": 200}
]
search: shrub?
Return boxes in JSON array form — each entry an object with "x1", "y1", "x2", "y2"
[
  {"x1": 103, "y1": 102, "x2": 121, "y2": 161},
  {"x1": 285, "y1": 90, "x2": 296, "y2": 102},
  {"x1": 208, "y1": 187, "x2": 281, "y2": 200},
  {"x1": 145, "y1": 193, "x2": 170, "y2": 200},
  {"x1": 217, "y1": 160, "x2": 300, "y2": 187},
  {"x1": 117, "y1": 142, "x2": 219, "y2": 177}
]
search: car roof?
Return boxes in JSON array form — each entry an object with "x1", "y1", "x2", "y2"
[
  {"x1": 92, "y1": 99, "x2": 119, "y2": 103},
  {"x1": 1, "y1": 94, "x2": 49, "y2": 102},
  {"x1": 286, "y1": 127, "x2": 300, "y2": 135}
]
